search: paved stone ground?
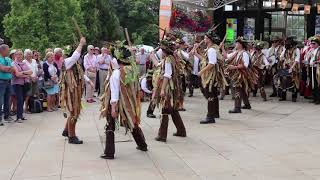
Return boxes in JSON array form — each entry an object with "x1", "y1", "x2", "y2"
[{"x1": 0, "y1": 88, "x2": 320, "y2": 180}]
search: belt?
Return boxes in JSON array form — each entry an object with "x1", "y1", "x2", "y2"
[
  {"x1": 139, "y1": 64, "x2": 145, "y2": 66},
  {"x1": 100, "y1": 69, "x2": 108, "y2": 71}
]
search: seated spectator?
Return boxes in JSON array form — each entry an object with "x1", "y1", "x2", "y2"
[
  {"x1": 11, "y1": 50, "x2": 32, "y2": 123},
  {"x1": 43, "y1": 52, "x2": 60, "y2": 112},
  {"x1": 140, "y1": 70, "x2": 153, "y2": 102}
]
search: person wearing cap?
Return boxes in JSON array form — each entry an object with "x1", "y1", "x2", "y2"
[
  {"x1": 278, "y1": 37, "x2": 300, "y2": 102},
  {"x1": 267, "y1": 36, "x2": 284, "y2": 97},
  {"x1": 251, "y1": 41, "x2": 270, "y2": 101},
  {"x1": 174, "y1": 38, "x2": 189, "y2": 111},
  {"x1": 153, "y1": 40, "x2": 186, "y2": 142},
  {"x1": 139, "y1": 70, "x2": 153, "y2": 102},
  {"x1": 309, "y1": 35, "x2": 320, "y2": 104},
  {"x1": 100, "y1": 42, "x2": 148, "y2": 159},
  {"x1": 0, "y1": 44, "x2": 14, "y2": 126},
  {"x1": 60, "y1": 37, "x2": 95, "y2": 144},
  {"x1": 222, "y1": 37, "x2": 256, "y2": 113},
  {"x1": 194, "y1": 30, "x2": 227, "y2": 124}
]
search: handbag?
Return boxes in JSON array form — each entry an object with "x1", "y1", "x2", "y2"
[{"x1": 44, "y1": 80, "x2": 54, "y2": 89}]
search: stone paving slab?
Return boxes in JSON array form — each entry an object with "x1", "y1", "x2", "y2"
[{"x1": 0, "y1": 89, "x2": 320, "y2": 180}]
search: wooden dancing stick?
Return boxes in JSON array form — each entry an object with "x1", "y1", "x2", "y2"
[
  {"x1": 72, "y1": 17, "x2": 83, "y2": 38},
  {"x1": 219, "y1": 33, "x2": 227, "y2": 49},
  {"x1": 124, "y1": 28, "x2": 132, "y2": 47}
]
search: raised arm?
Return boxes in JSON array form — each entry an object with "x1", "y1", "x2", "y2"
[{"x1": 64, "y1": 37, "x2": 86, "y2": 70}]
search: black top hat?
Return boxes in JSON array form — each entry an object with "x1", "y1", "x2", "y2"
[
  {"x1": 205, "y1": 29, "x2": 221, "y2": 44},
  {"x1": 310, "y1": 35, "x2": 320, "y2": 45}
]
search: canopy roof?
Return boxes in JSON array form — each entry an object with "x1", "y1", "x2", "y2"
[{"x1": 173, "y1": 0, "x2": 238, "y2": 11}]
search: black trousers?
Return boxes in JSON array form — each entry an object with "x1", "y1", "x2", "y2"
[
  {"x1": 310, "y1": 67, "x2": 320, "y2": 102},
  {"x1": 201, "y1": 84, "x2": 219, "y2": 118},
  {"x1": 103, "y1": 108, "x2": 147, "y2": 157},
  {"x1": 188, "y1": 74, "x2": 200, "y2": 96}
]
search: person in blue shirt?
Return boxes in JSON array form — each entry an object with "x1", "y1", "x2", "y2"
[{"x1": 0, "y1": 44, "x2": 14, "y2": 126}]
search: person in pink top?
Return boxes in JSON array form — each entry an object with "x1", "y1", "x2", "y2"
[
  {"x1": 83, "y1": 45, "x2": 97, "y2": 103},
  {"x1": 11, "y1": 49, "x2": 33, "y2": 123}
]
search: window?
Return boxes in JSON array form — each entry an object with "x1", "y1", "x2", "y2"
[{"x1": 286, "y1": 13, "x2": 305, "y2": 41}]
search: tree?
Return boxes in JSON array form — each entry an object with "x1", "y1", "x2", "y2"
[
  {"x1": 79, "y1": 0, "x2": 121, "y2": 46},
  {"x1": 3, "y1": 0, "x2": 86, "y2": 52},
  {"x1": 112, "y1": 0, "x2": 160, "y2": 45},
  {"x1": 0, "y1": 0, "x2": 11, "y2": 44}
]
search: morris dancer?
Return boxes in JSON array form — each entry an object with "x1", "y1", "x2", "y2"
[
  {"x1": 251, "y1": 41, "x2": 269, "y2": 101},
  {"x1": 195, "y1": 30, "x2": 227, "y2": 124},
  {"x1": 222, "y1": 37, "x2": 257, "y2": 113},
  {"x1": 267, "y1": 36, "x2": 284, "y2": 97},
  {"x1": 154, "y1": 40, "x2": 186, "y2": 142},
  {"x1": 100, "y1": 43, "x2": 148, "y2": 159},
  {"x1": 309, "y1": 35, "x2": 320, "y2": 104},
  {"x1": 60, "y1": 37, "x2": 95, "y2": 144},
  {"x1": 278, "y1": 37, "x2": 300, "y2": 102}
]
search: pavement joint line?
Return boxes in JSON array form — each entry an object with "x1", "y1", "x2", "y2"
[
  {"x1": 9, "y1": 127, "x2": 38, "y2": 180},
  {"x1": 145, "y1": 150, "x2": 168, "y2": 180},
  {"x1": 93, "y1": 112, "x2": 113, "y2": 180},
  {"x1": 165, "y1": 143, "x2": 203, "y2": 179},
  {"x1": 59, "y1": 140, "x2": 67, "y2": 180},
  {"x1": 199, "y1": 139, "x2": 258, "y2": 180}
]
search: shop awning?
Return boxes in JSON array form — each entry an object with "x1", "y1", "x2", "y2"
[{"x1": 173, "y1": 0, "x2": 238, "y2": 11}]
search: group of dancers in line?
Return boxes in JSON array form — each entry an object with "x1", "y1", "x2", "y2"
[{"x1": 60, "y1": 28, "x2": 320, "y2": 160}]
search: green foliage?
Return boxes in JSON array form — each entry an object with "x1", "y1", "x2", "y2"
[
  {"x1": 3, "y1": 0, "x2": 86, "y2": 53},
  {"x1": 80, "y1": 0, "x2": 121, "y2": 46},
  {"x1": 111, "y1": 0, "x2": 160, "y2": 46},
  {"x1": 2, "y1": 0, "x2": 160, "y2": 51},
  {"x1": 0, "y1": 0, "x2": 11, "y2": 44}
]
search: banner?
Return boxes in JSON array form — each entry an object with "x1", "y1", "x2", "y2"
[{"x1": 159, "y1": 0, "x2": 172, "y2": 39}]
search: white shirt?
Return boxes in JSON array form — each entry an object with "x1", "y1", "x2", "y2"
[
  {"x1": 310, "y1": 47, "x2": 320, "y2": 66},
  {"x1": 83, "y1": 54, "x2": 97, "y2": 70},
  {"x1": 156, "y1": 49, "x2": 163, "y2": 61},
  {"x1": 110, "y1": 69, "x2": 121, "y2": 103},
  {"x1": 137, "y1": 53, "x2": 148, "y2": 65},
  {"x1": 179, "y1": 50, "x2": 189, "y2": 60},
  {"x1": 207, "y1": 48, "x2": 217, "y2": 65},
  {"x1": 280, "y1": 48, "x2": 300, "y2": 63},
  {"x1": 97, "y1": 54, "x2": 111, "y2": 70},
  {"x1": 24, "y1": 59, "x2": 38, "y2": 78},
  {"x1": 64, "y1": 51, "x2": 90, "y2": 82},
  {"x1": 192, "y1": 55, "x2": 200, "y2": 75},
  {"x1": 227, "y1": 51, "x2": 250, "y2": 68},
  {"x1": 163, "y1": 60, "x2": 172, "y2": 79},
  {"x1": 140, "y1": 77, "x2": 152, "y2": 94}
]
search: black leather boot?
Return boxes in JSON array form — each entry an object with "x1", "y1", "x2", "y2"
[
  {"x1": 228, "y1": 108, "x2": 241, "y2": 113},
  {"x1": 68, "y1": 136, "x2": 83, "y2": 144},
  {"x1": 279, "y1": 91, "x2": 287, "y2": 101},
  {"x1": 101, "y1": 130, "x2": 115, "y2": 159},
  {"x1": 62, "y1": 129, "x2": 68, "y2": 137},
  {"x1": 200, "y1": 116, "x2": 215, "y2": 124}
]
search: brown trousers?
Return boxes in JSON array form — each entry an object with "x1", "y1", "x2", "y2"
[
  {"x1": 157, "y1": 102, "x2": 186, "y2": 140},
  {"x1": 234, "y1": 85, "x2": 250, "y2": 109},
  {"x1": 64, "y1": 116, "x2": 77, "y2": 138}
]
